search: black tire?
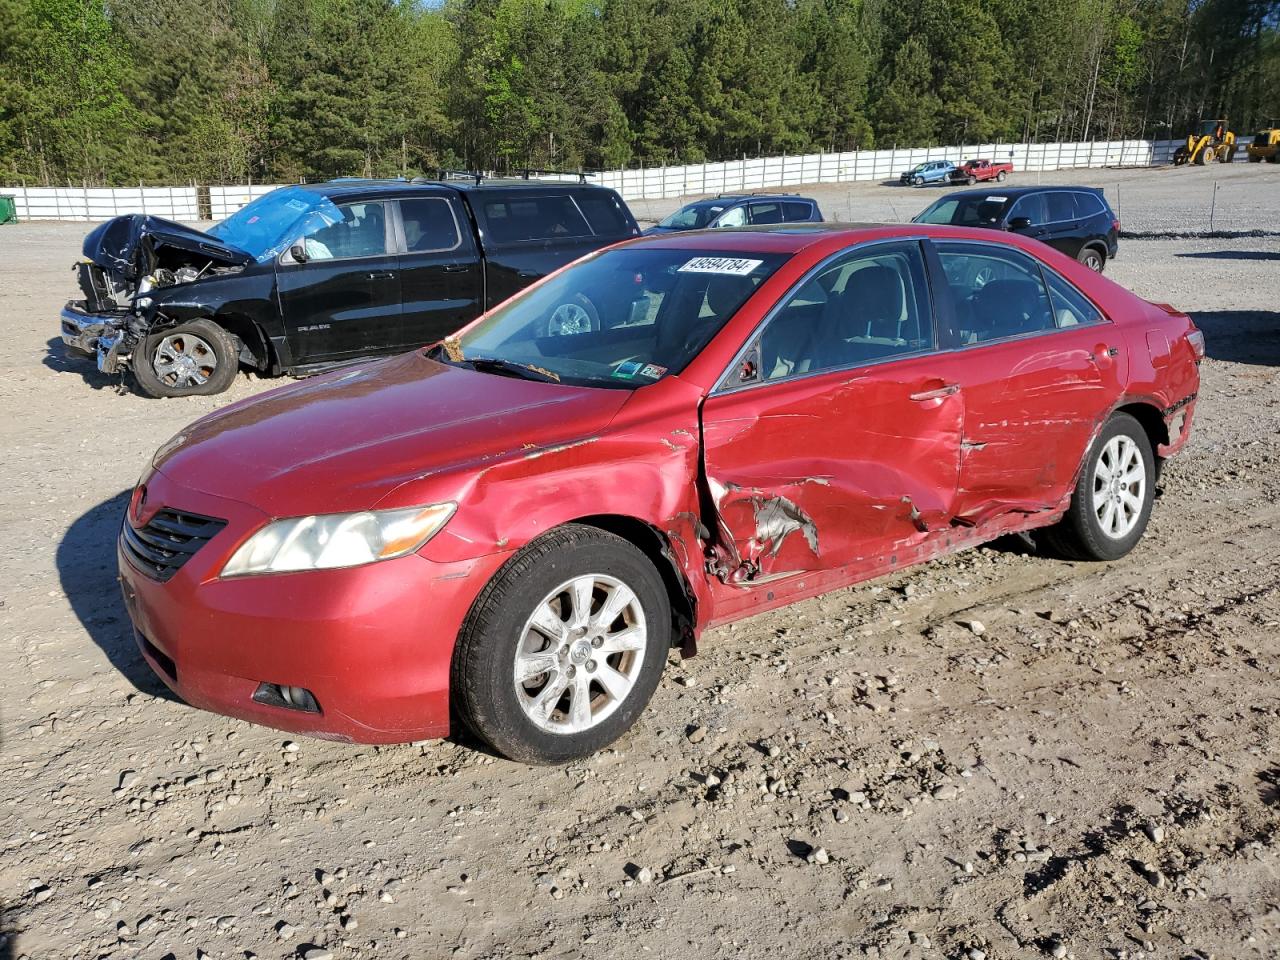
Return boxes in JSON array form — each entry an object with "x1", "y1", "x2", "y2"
[
  {"x1": 1077, "y1": 245, "x2": 1106, "y2": 273},
  {"x1": 967, "y1": 176, "x2": 977, "y2": 186},
  {"x1": 452, "y1": 524, "x2": 671, "y2": 763},
  {"x1": 1196, "y1": 148, "x2": 1213, "y2": 165},
  {"x1": 1043, "y1": 413, "x2": 1155, "y2": 561},
  {"x1": 996, "y1": 170, "x2": 1007, "y2": 182},
  {"x1": 913, "y1": 176, "x2": 923, "y2": 187},
  {"x1": 1248, "y1": 153, "x2": 1262, "y2": 162},
  {"x1": 1267, "y1": 154, "x2": 1279, "y2": 165},
  {"x1": 133, "y1": 318, "x2": 239, "y2": 398}
]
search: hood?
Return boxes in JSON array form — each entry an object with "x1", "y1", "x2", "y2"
[
  {"x1": 151, "y1": 351, "x2": 632, "y2": 518},
  {"x1": 83, "y1": 215, "x2": 253, "y2": 282}
]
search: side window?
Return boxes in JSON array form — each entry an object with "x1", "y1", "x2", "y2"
[
  {"x1": 715, "y1": 205, "x2": 747, "y2": 228},
  {"x1": 754, "y1": 241, "x2": 935, "y2": 382},
  {"x1": 937, "y1": 242, "x2": 1056, "y2": 344},
  {"x1": 399, "y1": 198, "x2": 461, "y2": 253},
  {"x1": 1008, "y1": 192, "x2": 1048, "y2": 225},
  {"x1": 1073, "y1": 191, "x2": 1106, "y2": 218},
  {"x1": 748, "y1": 202, "x2": 783, "y2": 224},
  {"x1": 1044, "y1": 269, "x2": 1105, "y2": 328},
  {"x1": 481, "y1": 195, "x2": 591, "y2": 243},
  {"x1": 1046, "y1": 192, "x2": 1077, "y2": 222},
  {"x1": 574, "y1": 192, "x2": 632, "y2": 236},
  {"x1": 782, "y1": 201, "x2": 814, "y2": 221},
  {"x1": 302, "y1": 202, "x2": 388, "y2": 260}
]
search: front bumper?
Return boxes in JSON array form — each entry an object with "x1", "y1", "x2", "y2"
[
  {"x1": 60, "y1": 300, "x2": 131, "y2": 373},
  {"x1": 118, "y1": 468, "x2": 512, "y2": 743}
]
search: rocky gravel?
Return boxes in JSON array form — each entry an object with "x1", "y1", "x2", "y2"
[{"x1": 1, "y1": 184, "x2": 1278, "y2": 959}]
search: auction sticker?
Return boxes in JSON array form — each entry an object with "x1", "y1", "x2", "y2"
[
  {"x1": 985, "y1": 196, "x2": 1007, "y2": 203},
  {"x1": 640, "y1": 364, "x2": 667, "y2": 379},
  {"x1": 677, "y1": 256, "x2": 763, "y2": 276}
]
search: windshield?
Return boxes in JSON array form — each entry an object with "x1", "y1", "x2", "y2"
[
  {"x1": 914, "y1": 194, "x2": 1010, "y2": 226},
  {"x1": 207, "y1": 185, "x2": 343, "y2": 262},
  {"x1": 437, "y1": 247, "x2": 789, "y2": 388},
  {"x1": 658, "y1": 202, "x2": 726, "y2": 229}
]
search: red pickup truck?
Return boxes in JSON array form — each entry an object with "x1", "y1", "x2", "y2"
[{"x1": 950, "y1": 159, "x2": 1013, "y2": 185}]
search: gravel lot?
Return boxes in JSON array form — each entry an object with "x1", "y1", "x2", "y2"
[{"x1": 2, "y1": 164, "x2": 1278, "y2": 960}]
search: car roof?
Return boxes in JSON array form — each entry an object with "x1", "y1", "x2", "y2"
[
  {"x1": 683, "y1": 194, "x2": 816, "y2": 207},
  {"x1": 625, "y1": 221, "x2": 1044, "y2": 255},
  {"x1": 943, "y1": 185, "x2": 1104, "y2": 200},
  {"x1": 299, "y1": 178, "x2": 621, "y2": 199}
]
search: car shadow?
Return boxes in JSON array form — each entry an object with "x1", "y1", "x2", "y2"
[
  {"x1": 1187, "y1": 310, "x2": 1280, "y2": 366},
  {"x1": 57, "y1": 490, "x2": 178, "y2": 701},
  {"x1": 1, "y1": 900, "x2": 17, "y2": 960},
  {"x1": 1176, "y1": 250, "x2": 1280, "y2": 261},
  {"x1": 42, "y1": 337, "x2": 128, "y2": 392}
]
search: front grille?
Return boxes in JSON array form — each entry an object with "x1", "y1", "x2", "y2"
[{"x1": 121, "y1": 508, "x2": 227, "y2": 582}]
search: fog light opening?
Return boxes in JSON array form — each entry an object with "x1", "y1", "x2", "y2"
[{"x1": 252, "y1": 682, "x2": 321, "y2": 714}]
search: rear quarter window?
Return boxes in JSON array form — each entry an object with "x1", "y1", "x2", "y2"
[
  {"x1": 1073, "y1": 192, "x2": 1107, "y2": 218},
  {"x1": 782, "y1": 201, "x2": 814, "y2": 221},
  {"x1": 574, "y1": 191, "x2": 634, "y2": 237},
  {"x1": 481, "y1": 195, "x2": 592, "y2": 243}
]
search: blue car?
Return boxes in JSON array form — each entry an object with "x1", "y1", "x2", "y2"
[
  {"x1": 644, "y1": 194, "x2": 823, "y2": 234},
  {"x1": 899, "y1": 161, "x2": 956, "y2": 187}
]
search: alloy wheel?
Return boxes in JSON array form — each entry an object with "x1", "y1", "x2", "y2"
[
  {"x1": 513, "y1": 574, "x2": 647, "y2": 734},
  {"x1": 1092, "y1": 435, "x2": 1146, "y2": 539},
  {"x1": 153, "y1": 333, "x2": 218, "y2": 388}
]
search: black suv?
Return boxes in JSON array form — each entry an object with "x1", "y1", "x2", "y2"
[
  {"x1": 913, "y1": 186, "x2": 1120, "y2": 272},
  {"x1": 644, "y1": 194, "x2": 823, "y2": 234},
  {"x1": 60, "y1": 178, "x2": 639, "y2": 397}
]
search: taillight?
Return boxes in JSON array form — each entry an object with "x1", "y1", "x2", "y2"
[
  {"x1": 1187, "y1": 329, "x2": 1205, "y2": 360},
  {"x1": 1111, "y1": 218, "x2": 1121, "y2": 232}
]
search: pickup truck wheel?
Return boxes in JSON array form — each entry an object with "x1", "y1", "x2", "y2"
[
  {"x1": 133, "y1": 319, "x2": 239, "y2": 399},
  {"x1": 1043, "y1": 413, "x2": 1155, "y2": 561},
  {"x1": 1077, "y1": 246, "x2": 1106, "y2": 273},
  {"x1": 996, "y1": 170, "x2": 1007, "y2": 182},
  {"x1": 545, "y1": 294, "x2": 600, "y2": 336},
  {"x1": 452, "y1": 524, "x2": 670, "y2": 763}
]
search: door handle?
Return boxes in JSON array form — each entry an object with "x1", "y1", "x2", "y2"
[
  {"x1": 367, "y1": 271, "x2": 396, "y2": 280},
  {"x1": 909, "y1": 383, "x2": 960, "y2": 402},
  {"x1": 443, "y1": 263, "x2": 471, "y2": 273}
]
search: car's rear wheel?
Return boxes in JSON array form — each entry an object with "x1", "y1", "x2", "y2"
[
  {"x1": 1043, "y1": 413, "x2": 1155, "y2": 561},
  {"x1": 1077, "y1": 246, "x2": 1106, "y2": 273},
  {"x1": 133, "y1": 319, "x2": 239, "y2": 398},
  {"x1": 452, "y1": 524, "x2": 670, "y2": 763},
  {"x1": 996, "y1": 170, "x2": 1007, "y2": 182}
]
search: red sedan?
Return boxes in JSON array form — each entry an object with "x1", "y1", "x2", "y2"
[{"x1": 120, "y1": 224, "x2": 1202, "y2": 762}]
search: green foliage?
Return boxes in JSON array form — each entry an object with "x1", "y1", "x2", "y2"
[{"x1": 0, "y1": 0, "x2": 1276, "y2": 184}]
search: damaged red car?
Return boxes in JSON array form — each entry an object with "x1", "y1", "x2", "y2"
[{"x1": 120, "y1": 224, "x2": 1202, "y2": 762}]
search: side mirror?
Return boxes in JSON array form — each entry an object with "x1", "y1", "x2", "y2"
[
  {"x1": 1007, "y1": 216, "x2": 1032, "y2": 231},
  {"x1": 289, "y1": 243, "x2": 309, "y2": 264}
]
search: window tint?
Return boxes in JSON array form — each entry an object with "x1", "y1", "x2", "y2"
[
  {"x1": 1073, "y1": 191, "x2": 1106, "y2": 218},
  {"x1": 482, "y1": 195, "x2": 591, "y2": 243},
  {"x1": 1046, "y1": 192, "x2": 1078, "y2": 222},
  {"x1": 303, "y1": 202, "x2": 387, "y2": 260},
  {"x1": 938, "y1": 243, "x2": 1056, "y2": 343},
  {"x1": 716, "y1": 205, "x2": 747, "y2": 228},
  {"x1": 574, "y1": 191, "x2": 632, "y2": 236},
  {"x1": 756, "y1": 241, "x2": 935, "y2": 381},
  {"x1": 749, "y1": 202, "x2": 783, "y2": 224},
  {"x1": 1009, "y1": 192, "x2": 1048, "y2": 225},
  {"x1": 915, "y1": 195, "x2": 1008, "y2": 227},
  {"x1": 399, "y1": 198, "x2": 460, "y2": 253},
  {"x1": 1044, "y1": 269, "x2": 1105, "y2": 328},
  {"x1": 782, "y1": 201, "x2": 813, "y2": 221}
]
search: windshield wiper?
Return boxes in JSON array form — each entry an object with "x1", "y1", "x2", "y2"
[{"x1": 462, "y1": 356, "x2": 562, "y2": 384}]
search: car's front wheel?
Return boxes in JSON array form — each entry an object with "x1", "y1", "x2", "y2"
[
  {"x1": 452, "y1": 524, "x2": 670, "y2": 763},
  {"x1": 1044, "y1": 413, "x2": 1155, "y2": 561},
  {"x1": 133, "y1": 319, "x2": 239, "y2": 398},
  {"x1": 912, "y1": 176, "x2": 923, "y2": 187}
]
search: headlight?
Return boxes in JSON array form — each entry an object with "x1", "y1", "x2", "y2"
[{"x1": 221, "y1": 503, "x2": 456, "y2": 577}]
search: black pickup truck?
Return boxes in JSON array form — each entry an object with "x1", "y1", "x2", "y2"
[{"x1": 60, "y1": 178, "x2": 639, "y2": 397}]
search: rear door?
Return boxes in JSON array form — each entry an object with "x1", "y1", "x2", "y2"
[
  {"x1": 276, "y1": 199, "x2": 401, "y2": 363},
  {"x1": 747, "y1": 201, "x2": 784, "y2": 225},
  {"x1": 1039, "y1": 191, "x2": 1086, "y2": 257},
  {"x1": 394, "y1": 193, "x2": 482, "y2": 348},
  {"x1": 928, "y1": 239, "x2": 1126, "y2": 522},
  {"x1": 700, "y1": 240, "x2": 961, "y2": 586}
]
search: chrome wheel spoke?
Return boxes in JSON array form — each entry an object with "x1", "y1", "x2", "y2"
[
  {"x1": 598, "y1": 625, "x2": 645, "y2": 655},
  {"x1": 530, "y1": 672, "x2": 570, "y2": 721},
  {"x1": 594, "y1": 663, "x2": 632, "y2": 702},
  {"x1": 591, "y1": 582, "x2": 635, "y2": 632},
  {"x1": 515, "y1": 650, "x2": 559, "y2": 684},
  {"x1": 568, "y1": 576, "x2": 595, "y2": 628},
  {"x1": 568, "y1": 676, "x2": 593, "y2": 730},
  {"x1": 529, "y1": 602, "x2": 568, "y2": 643}
]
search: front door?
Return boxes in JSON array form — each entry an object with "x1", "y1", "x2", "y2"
[
  {"x1": 395, "y1": 195, "x2": 482, "y2": 348},
  {"x1": 277, "y1": 199, "x2": 401, "y2": 364},
  {"x1": 699, "y1": 240, "x2": 962, "y2": 589},
  {"x1": 930, "y1": 239, "x2": 1127, "y2": 521}
]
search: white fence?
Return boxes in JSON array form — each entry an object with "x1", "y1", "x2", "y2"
[{"x1": 0, "y1": 137, "x2": 1205, "y2": 221}]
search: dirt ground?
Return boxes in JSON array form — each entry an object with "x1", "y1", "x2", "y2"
[{"x1": 1, "y1": 166, "x2": 1279, "y2": 960}]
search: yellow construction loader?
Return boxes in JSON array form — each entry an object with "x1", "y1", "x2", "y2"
[
  {"x1": 1172, "y1": 119, "x2": 1238, "y2": 165},
  {"x1": 1246, "y1": 128, "x2": 1279, "y2": 163}
]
